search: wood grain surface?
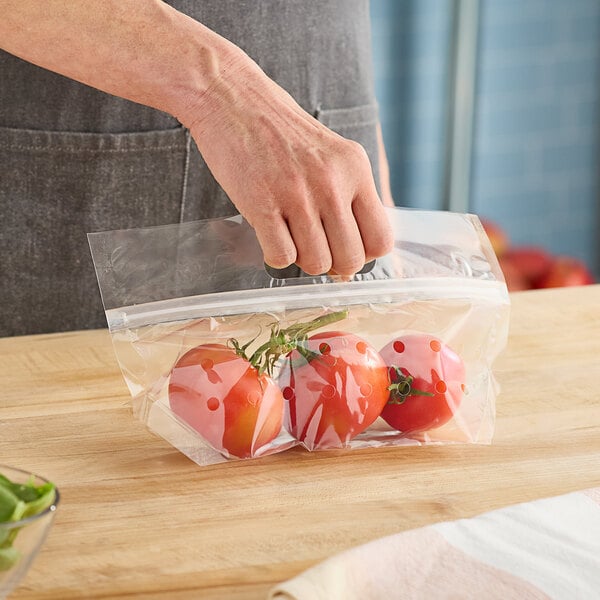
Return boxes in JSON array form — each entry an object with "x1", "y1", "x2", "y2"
[{"x1": 2, "y1": 286, "x2": 600, "y2": 599}]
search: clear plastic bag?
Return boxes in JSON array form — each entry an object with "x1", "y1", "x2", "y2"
[{"x1": 88, "y1": 208, "x2": 510, "y2": 465}]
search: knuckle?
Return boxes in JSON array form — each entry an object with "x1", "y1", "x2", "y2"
[
  {"x1": 322, "y1": 191, "x2": 349, "y2": 216},
  {"x1": 314, "y1": 169, "x2": 339, "y2": 196},
  {"x1": 367, "y1": 231, "x2": 394, "y2": 257},
  {"x1": 282, "y1": 168, "x2": 304, "y2": 191},
  {"x1": 267, "y1": 251, "x2": 296, "y2": 269},
  {"x1": 286, "y1": 196, "x2": 313, "y2": 221},
  {"x1": 378, "y1": 225, "x2": 396, "y2": 254},
  {"x1": 323, "y1": 189, "x2": 355, "y2": 220},
  {"x1": 344, "y1": 139, "x2": 369, "y2": 164},
  {"x1": 299, "y1": 256, "x2": 332, "y2": 276},
  {"x1": 334, "y1": 253, "x2": 366, "y2": 276}
]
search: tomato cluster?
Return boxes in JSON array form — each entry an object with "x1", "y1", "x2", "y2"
[
  {"x1": 168, "y1": 314, "x2": 466, "y2": 459},
  {"x1": 482, "y1": 218, "x2": 595, "y2": 291}
]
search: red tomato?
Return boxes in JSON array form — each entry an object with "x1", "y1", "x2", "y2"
[
  {"x1": 504, "y1": 247, "x2": 553, "y2": 287},
  {"x1": 536, "y1": 256, "x2": 594, "y2": 288},
  {"x1": 168, "y1": 344, "x2": 284, "y2": 458},
  {"x1": 278, "y1": 331, "x2": 389, "y2": 450},
  {"x1": 379, "y1": 334, "x2": 465, "y2": 434},
  {"x1": 498, "y1": 255, "x2": 530, "y2": 291}
]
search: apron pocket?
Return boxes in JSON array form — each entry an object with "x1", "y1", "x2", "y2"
[{"x1": 0, "y1": 126, "x2": 189, "y2": 335}]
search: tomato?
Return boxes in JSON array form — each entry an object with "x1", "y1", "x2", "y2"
[
  {"x1": 504, "y1": 247, "x2": 553, "y2": 288},
  {"x1": 498, "y1": 254, "x2": 530, "y2": 291},
  {"x1": 379, "y1": 334, "x2": 465, "y2": 434},
  {"x1": 536, "y1": 256, "x2": 594, "y2": 288},
  {"x1": 168, "y1": 344, "x2": 284, "y2": 458},
  {"x1": 278, "y1": 331, "x2": 389, "y2": 450}
]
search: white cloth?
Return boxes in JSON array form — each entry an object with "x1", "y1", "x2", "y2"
[{"x1": 270, "y1": 487, "x2": 600, "y2": 600}]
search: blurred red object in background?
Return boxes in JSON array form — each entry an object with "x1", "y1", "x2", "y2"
[
  {"x1": 503, "y1": 247, "x2": 553, "y2": 288},
  {"x1": 480, "y1": 218, "x2": 509, "y2": 257},
  {"x1": 537, "y1": 256, "x2": 595, "y2": 288},
  {"x1": 497, "y1": 255, "x2": 529, "y2": 291},
  {"x1": 481, "y1": 218, "x2": 595, "y2": 291}
]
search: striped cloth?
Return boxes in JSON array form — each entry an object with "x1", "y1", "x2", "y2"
[{"x1": 270, "y1": 488, "x2": 600, "y2": 599}]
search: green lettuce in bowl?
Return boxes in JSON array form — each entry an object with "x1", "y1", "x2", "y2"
[{"x1": 0, "y1": 466, "x2": 59, "y2": 597}]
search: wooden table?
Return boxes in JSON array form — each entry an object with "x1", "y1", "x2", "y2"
[{"x1": 2, "y1": 286, "x2": 600, "y2": 599}]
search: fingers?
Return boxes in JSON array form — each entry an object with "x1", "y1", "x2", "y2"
[
  {"x1": 287, "y1": 213, "x2": 333, "y2": 276},
  {"x1": 263, "y1": 156, "x2": 394, "y2": 277},
  {"x1": 253, "y1": 215, "x2": 297, "y2": 269},
  {"x1": 318, "y1": 144, "x2": 393, "y2": 276},
  {"x1": 285, "y1": 190, "x2": 392, "y2": 278},
  {"x1": 321, "y1": 209, "x2": 365, "y2": 277},
  {"x1": 259, "y1": 197, "x2": 367, "y2": 279},
  {"x1": 352, "y1": 179, "x2": 395, "y2": 263}
]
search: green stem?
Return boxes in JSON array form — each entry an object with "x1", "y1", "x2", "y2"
[
  {"x1": 387, "y1": 367, "x2": 434, "y2": 404},
  {"x1": 231, "y1": 309, "x2": 349, "y2": 376}
]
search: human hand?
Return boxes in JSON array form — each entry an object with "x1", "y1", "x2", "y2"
[
  {"x1": 0, "y1": 1, "x2": 392, "y2": 277},
  {"x1": 180, "y1": 54, "x2": 394, "y2": 278}
]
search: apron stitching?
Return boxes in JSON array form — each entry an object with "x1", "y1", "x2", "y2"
[
  {"x1": 179, "y1": 128, "x2": 192, "y2": 223},
  {"x1": 0, "y1": 145, "x2": 185, "y2": 152}
]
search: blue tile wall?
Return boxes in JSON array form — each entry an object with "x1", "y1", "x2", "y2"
[
  {"x1": 370, "y1": 0, "x2": 600, "y2": 276},
  {"x1": 370, "y1": 0, "x2": 453, "y2": 210},
  {"x1": 472, "y1": 0, "x2": 600, "y2": 274}
]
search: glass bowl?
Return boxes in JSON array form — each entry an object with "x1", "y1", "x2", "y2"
[{"x1": 0, "y1": 465, "x2": 60, "y2": 599}]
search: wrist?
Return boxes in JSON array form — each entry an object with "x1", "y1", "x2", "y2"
[{"x1": 169, "y1": 33, "x2": 256, "y2": 132}]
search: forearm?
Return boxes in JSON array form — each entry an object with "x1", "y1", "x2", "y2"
[
  {"x1": 1, "y1": 0, "x2": 394, "y2": 277},
  {"x1": 0, "y1": 0, "x2": 244, "y2": 122}
]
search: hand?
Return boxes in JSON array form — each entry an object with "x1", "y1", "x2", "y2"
[
  {"x1": 181, "y1": 54, "x2": 394, "y2": 278},
  {"x1": 0, "y1": 2, "x2": 393, "y2": 277}
]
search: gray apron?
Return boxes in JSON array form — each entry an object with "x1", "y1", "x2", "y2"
[{"x1": 0, "y1": 0, "x2": 380, "y2": 336}]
